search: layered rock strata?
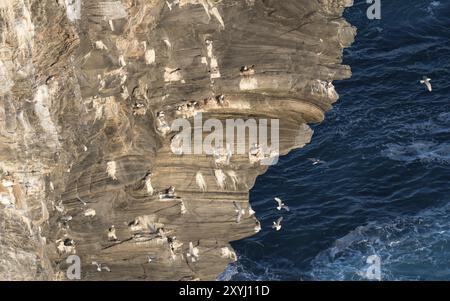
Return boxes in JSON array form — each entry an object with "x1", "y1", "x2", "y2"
[{"x1": 0, "y1": 0, "x2": 355, "y2": 280}]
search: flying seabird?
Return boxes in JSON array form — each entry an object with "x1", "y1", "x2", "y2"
[
  {"x1": 92, "y1": 261, "x2": 102, "y2": 271},
  {"x1": 128, "y1": 218, "x2": 139, "y2": 226},
  {"x1": 272, "y1": 217, "x2": 283, "y2": 231},
  {"x1": 92, "y1": 261, "x2": 111, "y2": 272},
  {"x1": 420, "y1": 76, "x2": 432, "y2": 92},
  {"x1": 308, "y1": 158, "x2": 326, "y2": 165},
  {"x1": 274, "y1": 197, "x2": 290, "y2": 212},
  {"x1": 167, "y1": 186, "x2": 175, "y2": 196},
  {"x1": 166, "y1": 0, "x2": 172, "y2": 10},
  {"x1": 233, "y1": 201, "x2": 245, "y2": 223}
]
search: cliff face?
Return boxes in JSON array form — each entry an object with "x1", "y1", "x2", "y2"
[{"x1": 0, "y1": 0, "x2": 355, "y2": 280}]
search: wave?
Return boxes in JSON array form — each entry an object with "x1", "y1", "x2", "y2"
[
  {"x1": 218, "y1": 256, "x2": 282, "y2": 281},
  {"x1": 382, "y1": 141, "x2": 450, "y2": 164},
  {"x1": 308, "y1": 203, "x2": 450, "y2": 280}
]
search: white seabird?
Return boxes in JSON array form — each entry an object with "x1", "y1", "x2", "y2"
[
  {"x1": 57, "y1": 238, "x2": 76, "y2": 254},
  {"x1": 420, "y1": 76, "x2": 432, "y2": 92},
  {"x1": 156, "y1": 111, "x2": 171, "y2": 135},
  {"x1": 158, "y1": 228, "x2": 167, "y2": 240},
  {"x1": 233, "y1": 201, "x2": 245, "y2": 223},
  {"x1": 60, "y1": 215, "x2": 73, "y2": 223},
  {"x1": 55, "y1": 200, "x2": 65, "y2": 213},
  {"x1": 159, "y1": 186, "x2": 177, "y2": 200},
  {"x1": 240, "y1": 65, "x2": 255, "y2": 76},
  {"x1": 254, "y1": 220, "x2": 261, "y2": 233},
  {"x1": 248, "y1": 206, "x2": 255, "y2": 216},
  {"x1": 186, "y1": 242, "x2": 199, "y2": 262},
  {"x1": 308, "y1": 158, "x2": 326, "y2": 165},
  {"x1": 167, "y1": 186, "x2": 175, "y2": 197},
  {"x1": 108, "y1": 225, "x2": 118, "y2": 241},
  {"x1": 92, "y1": 261, "x2": 111, "y2": 272},
  {"x1": 217, "y1": 94, "x2": 225, "y2": 105},
  {"x1": 274, "y1": 197, "x2": 290, "y2": 212},
  {"x1": 272, "y1": 217, "x2": 283, "y2": 231}
]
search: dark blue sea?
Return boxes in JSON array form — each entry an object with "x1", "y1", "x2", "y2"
[{"x1": 223, "y1": 0, "x2": 450, "y2": 280}]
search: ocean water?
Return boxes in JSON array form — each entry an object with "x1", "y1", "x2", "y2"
[{"x1": 224, "y1": 0, "x2": 450, "y2": 281}]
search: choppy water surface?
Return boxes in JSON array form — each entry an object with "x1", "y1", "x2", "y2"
[{"x1": 224, "y1": 0, "x2": 450, "y2": 280}]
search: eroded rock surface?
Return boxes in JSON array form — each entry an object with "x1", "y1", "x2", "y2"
[{"x1": 0, "y1": 0, "x2": 355, "y2": 280}]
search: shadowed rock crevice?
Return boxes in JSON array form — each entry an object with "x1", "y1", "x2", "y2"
[{"x1": 0, "y1": 0, "x2": 355, "y2": 280}]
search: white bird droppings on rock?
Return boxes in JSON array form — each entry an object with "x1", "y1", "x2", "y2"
[
  {"x1": 210, "y1": 7, "x2": 225, "y2": 29},
  {"x1": 220, "y1": 247, "x2": 237, "y2": 261},
  {"x1": 239, "y1": 77, "x2": 258, "y2": 91},
  {"x1": 106, "y1": 161, "x2": 117, "y2": 180},
  {"x1": 84, "y1": 208, "x2": 96, "y2": 217},
  {"x1": 94, "y1": 41, "x2": 108, "y2": 50},
  {"x1": 195, "y1": 171, "x2": 207, "y2": 192},
  {"x1": 226, "y1": 170, "x2": 239, "y2": 190},
  {"x1": 145, "y1": 49, "x2": 156, "y2": 65},
  {"x1": 205, "y1": 40, "x2": 221, "y2": 79},
  {"x1": 118, "y1": 55, "x2": 126, "y2": 67},
  {"x1": 180, "y1": 200, "x2": 187, "y2": 214},
  {"x1": 164, "y1": 67, "x2": 183, "y2": 82},
  {"x1": 33, "y1": 85, "x2": 60, "y2": 149},
  {"x1": 214, "y1": 169, "x2": 226, "y2": 189},
  {"x1": 145, "y1": 173, "x2": 154, "y2": 195}
]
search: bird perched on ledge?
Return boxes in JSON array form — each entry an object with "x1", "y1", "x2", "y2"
[
  {"x1": 186, "y1": 242, "x2": 199, "y2": 262},
  {"x1": 254, "y1": 220, "x2": 261, "y2": 233},
  {"x1": 240, "y1": 65, "x2": 255, "y2": 76},
  {"x1": 233, "y1": 201, "x2": 245, "y2": 223},
  {"x1": 159, "y1": 186, "x2": 177, "y2": 200},
  {"x1": 108, "y1": 225, "x2": 118, "y2": 241}
]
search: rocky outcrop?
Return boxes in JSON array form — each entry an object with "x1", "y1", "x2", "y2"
[{"x1": 0, "y1": 0, "x2": 355, "y2": 280}]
